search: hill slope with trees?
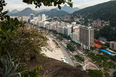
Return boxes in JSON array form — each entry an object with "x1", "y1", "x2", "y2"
[{"x1": 73, "y1": 1, "x2": 116, "y2": 26}]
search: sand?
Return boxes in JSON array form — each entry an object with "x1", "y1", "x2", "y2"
[{"x1": 42, "y1": 37, "x2": 64, "y2": 61}]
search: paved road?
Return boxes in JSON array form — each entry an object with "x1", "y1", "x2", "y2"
[
  {"x1": 109, "y1": 68, "x2": 115, "y2": 77},
  {"x1": 59, "y1": 42, "x2": 75, "y2": 66}
]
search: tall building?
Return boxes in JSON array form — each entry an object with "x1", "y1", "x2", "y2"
[
  {"x1": 110, "y1": 41, "x2": 116, "y2": 50},
  {"x1": 71, "y1": 22, "x2": 76, "y2": 33},
  {"x1": 64, "y1": 26, "x2": 71, "y2": 36},
  {"x1": 38, "y1": 15, "x2": 41, "y2": 21},
  {"x1": 30, "y1": 14, "x2": 34, "y2": 20},
  {"x1": 79, "y1": 26, "x2": 94, "y2": 49},
  {"x1": 42, "y1": 14, "x2": 46, "y2": 21}
]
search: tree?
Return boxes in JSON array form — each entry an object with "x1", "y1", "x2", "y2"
[
  {"x1": 23, "y1": 0, "x2": 73, "y2": 9},
  {"x1": 90, "y1": 46, "x2": 96, "y2": 50},
  {"x1": 104, "y1": 68, "x2": 109, "y2": 71},
  {"x1": 67, "y1": 44, "x2": 75, "y2": 51},
  {"x1": 113, "y1": 71, "x2": 116, "y2": 77},
  {"x1": 105, "y1": 42, "x2": 110, "y2": 47},
  {"x1": 108, "y1": 61, "x2": 115, "y2": 67},
  {"x1": 101, "y1": 45, "x2": 107, "y2": 50},
  {"x1": 103, "y1": 62, "x2": 110, "y2": 67},
  {"x1": 75, "y1": 55, "x2": 85, "y2": 62},
  {"x1": 87, "y1": 70, "x2": 103, "y2": 77},
  {"x1": 104, "y1": 72, "x2": 110, "y2": 77}
]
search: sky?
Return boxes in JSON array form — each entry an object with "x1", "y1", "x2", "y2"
[{"x1": 4, "y1": 0, "x2": 110, "y2": 11}]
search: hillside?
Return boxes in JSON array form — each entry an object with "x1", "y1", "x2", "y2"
[
  {"x1": 35, "y1": 9, "x2": 69, "y2": 18},
  {"x1": 10, "y1": 8, "x2": 37, "y2": 16},
  {"x1": 73, "y1": 1, "x2": 116, "y2": 26},
  {"x1": 26, "y1": 58, "x2": 90, "y2": 77},
  {"x1": 56, "y1": 4, "x2": 79, "y2": 13}
]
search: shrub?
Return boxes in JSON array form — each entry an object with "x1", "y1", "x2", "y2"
[{"x1": 75, "y1": 55, "x2": 85, "y2": 62}]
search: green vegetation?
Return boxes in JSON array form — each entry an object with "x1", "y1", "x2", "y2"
[
  {"x1": 105, "y1": 42, "x2": 110, "y2": 47},
  {"x1": 67, "y1": 44, "x2": 75, "y2": 51},
  {"x1": 85, "y1": 49, "x2": 90, "y2": 53},
  {"x1": 73, "y1": 1, "x2": 116, "y2": 26},
  {"x1": 103, "y1": 62, "x2": 110, "y2": 67},
  {"x1": 74, "y1": 55, "x2": 85, "y2": 62},
  {"x1": 22, "y1": 65, "x2": 44, "y2": 77},
  {"x1": 56, "y1": 36, "x2": 63, "y2": 41},
  {"x1": 87, "y1": 70, "x2": 103, "y2": 77},
  {"x1": 104, "y1": 72, "x2": 110, "y2": 77},
  {"x1": 94, "y1": 26, "x2": 116, "y2": 41},
  {"x1": 88, "y1": 52, "x2": 109, "y2": 64},
  {"x1": 108, "y1": 61, "x2": 115, "y2": 67},
  {"x1": 101, "y1": 45, "x2": 107, "y2": 50},
  {"x1": 104, "y1": 68, "x2": 109, "y2": 71},
  {"x1": 113, "y1": 70, "x2": 116, "y2": 77},
  {"x1": 0, "y1": 0, "x2": 73, "y2": 77},
  {"x1": 100, "y1": 50, "x2": 116, "y2": 62},
  {"x1": 53, "y1": 40, "x2": 59, "y2": 48},
  {"x1": 46, "y1": 19, "x2": 52, "y2": 22},
  {"x1": 90, "y1": 46, "x2": 97, "y2": 50},
  {"x1": 76, "y1": 65, "x2": 82, "y2": 68},
  {"x1": 0, "y1": 52, "x2": 21, "y2": 77},
  {"x1": 59, "y1": 33, "x2": 71, "y2": 39},
  {"x1": 23, "y1": 0, "x2": 73, "y2": 10}
]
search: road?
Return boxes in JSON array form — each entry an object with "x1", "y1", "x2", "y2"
[{"x1": 59, "y1": 42, "x2": 75, "y2": 66}]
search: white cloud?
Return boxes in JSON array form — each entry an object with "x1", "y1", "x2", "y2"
[{"x1": 4, "y1": 0, "x2": 110, "y2": 11}]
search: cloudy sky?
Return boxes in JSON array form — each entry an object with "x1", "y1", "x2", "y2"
[{"x1": 4, "y1": 0, "x2": 110, "y2": 11}]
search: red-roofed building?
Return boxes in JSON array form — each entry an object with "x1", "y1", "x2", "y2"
[{"x1": 94, "y1": 39, "x2": 104, "y2": 48}]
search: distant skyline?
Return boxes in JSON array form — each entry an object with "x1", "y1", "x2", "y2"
[{"x1": 4, "y1": 0, "x2": 110, "y2": 11}]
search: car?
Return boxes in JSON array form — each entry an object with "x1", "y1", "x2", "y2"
[{"x1": 61, "y1": 57, "x2": 66, "y2": 59}]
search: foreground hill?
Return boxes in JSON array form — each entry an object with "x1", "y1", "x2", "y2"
[
  {"x1": 26, "y1": 58, "x2": 90, "y2": 77},
  {"x1": 10, "y1": 8, "x2": 37, "y2": 16},
  {"x1": 73, "y1": 1, "x2": 116, "y2": 26},
  {"x1": 35, "y1": 9, "x2": 69, "y2": 18}
]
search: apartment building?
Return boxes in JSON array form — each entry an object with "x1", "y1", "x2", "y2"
[{"x1": 79, "y1": 26, "x2": 94, "y2": 49}]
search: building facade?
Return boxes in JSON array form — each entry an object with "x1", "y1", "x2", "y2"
[
  {"x1": 79, "y1": 26, "x2": 94, "y2": 49},
  {"x1": 110, "y1": 41, "x2": 116, "y2": 50}
]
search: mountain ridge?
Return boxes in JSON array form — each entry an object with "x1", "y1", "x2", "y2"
[
  {"x1": 35, "y1": 9, "x2": 69, "y2": 18},
  {"x1": 11, "y1": 9, "x2": 19, "y2": 14},
  {"x1": 56, "y1": 4, "x2": 79, "y2": 13},
  {"x1": 10, "y1": 7, "x2": 37, "y2": 16}
]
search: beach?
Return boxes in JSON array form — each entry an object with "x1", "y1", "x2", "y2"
[{"x1": 42, "y1": 37, "x2": 64, "y2": 61}]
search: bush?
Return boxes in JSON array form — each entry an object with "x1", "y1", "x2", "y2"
[
  {"x1": 101, "y1": 46, "x2": 107, "y2": 50},
  {"x1": 76, "y1": 65, "x2": 82, "y2": 68},
  {"x1": 22, "y1": 65, "x2": 44, "y2": 77},
  {"x1": 87, "y1": 70, "x2": 103, "y2": 77},
  {"x1": 75, "y1": 55, "x2": 85, "y2": 62},
  {"x1": 104, "y1": 68, "x2": 109, "y2": 71},
  {"x1": 56, "y1": 36, "x2": 63, "y2": 41},
  {"x1": 104, "y1": 72, "x2": 109, "y2": 77},
  {"x1": 67, "y1": 44, "x2": 75, "y2": 51},
  {"x1": 0, "y1": 25, "x2": 48, "y2": 62},
  {"x1": 113, "y1": 71, "x2": 116, "y2": 77}
]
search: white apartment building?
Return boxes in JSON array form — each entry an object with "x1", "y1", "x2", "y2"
[{"x1": 42, "y1": 14, "x2": 46, "y2": 21}]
